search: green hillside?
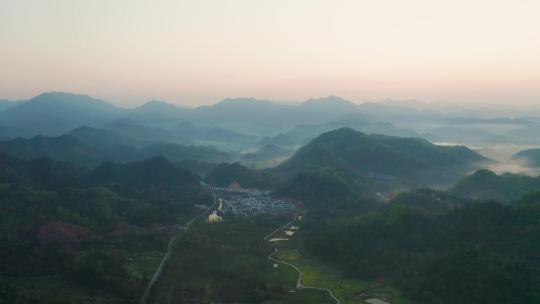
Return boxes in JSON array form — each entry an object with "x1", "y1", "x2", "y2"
[
  {"x1": 304, "y1": 201, "x2": 540, "y2": 304},
  {"x1": 450, "y1": 169, "x2": 540, "y2": 202},
  {"x1": 278, "y1": 128, "x2": 489, "y2": 186},
  {"x1": 0, "y1": 155, "x2": 211, "y2": 303}
]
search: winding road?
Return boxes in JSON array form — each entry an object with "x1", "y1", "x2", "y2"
[
  {"x1": 140, "y1": 198, "x2": 340, "y2": 304},
  {"x1": 265, "y1": 215, "x2": 341, "y2": 304},
  {"x1": 139, "y1": 191, "x2": 217, "y2": 304}
]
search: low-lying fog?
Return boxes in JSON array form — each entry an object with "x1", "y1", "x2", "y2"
[
  {"x1": 439, "y1": 142, "x2": 540, "y2": 176},
  {"x1": 486, "y1": 162, "x2": 540, "y2": 176}
]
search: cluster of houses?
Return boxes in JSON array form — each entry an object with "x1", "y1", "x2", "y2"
[
  {"x1": 206, "y1": 182, "x2": 296, "y2": 223},
  {"x1": 221, "y1": 193, "x2": 296, "y2": 217}
]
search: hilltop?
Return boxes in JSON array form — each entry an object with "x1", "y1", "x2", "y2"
[{"x1": 278, "y1": 128, "x2": 489, "y2": 186}]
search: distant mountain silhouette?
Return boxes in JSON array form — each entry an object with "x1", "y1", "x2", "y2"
[
  {"x1": 300, "y1": 95, "x2": 358, "y2": 112},
  {"x1": 512, "y1": 148, "x2": 540, "y2": 167},
  {"x1": 0, "y1": 135, "x2": 105, "y2": 167},
  {"x1": 0, "y1": 93, "x2": 444, "y2": 143},
  {"x1": 240, "y1": 144, "x2": 292, "y2": 168},
  {"x1": 356, "y1": 102, "x2": 442, "y2": 122},
  {"x1": 0, "y1": 92, "x2": 126, "y2": 136},
  {"x1": 188, "y1": 96, "x2": 362, "y2": 135},
  {"x1": 140, "y1": 142, "x2": 233, "y2": 164},
  {"x1": 68, "y1": 126, "x2": 142, "y2": 148},
  {"x1": 242, "y1": 144, "x2": 290, "y2": 161},
  {"x1": 103, "y1": 119, "x2": 178, "y2": 143},
  {"x1": 126, "y1": 100, "x2": 189, "y2": 128},
  {"x1": 285, "y1": 116, "x2": 418, "y2": 143},
  {"x1": 190, "y1": 98, "x2": 297, "y2": 135},
  {"x1": 256, "y1": 133, "x2": 296, "y2": 148},
  {"x1": 444, "y1": 117, "x2": 532, "y2": 125},
  {"x1": 132, "y1": 100, "x2": 185, "y2": 115},
  {"x1": 0, "y1": 131, "x2": 233, "y2": 168},
  {"x1": 0, "y1": 99, "x2": 26, "y2": 112},
  {"x1": 67, "y1": 126, "x2": 145, "y2": 162},
  {"x1": 204, "y1": 162, "x2": 277, "y2": 189},
  {"x1": 172, "y1": 122, "x2": 257, "y2": 145},
  {"x1": 423, "y1": 126, "x2": 511, "y2": 145},
  {"x1": 296, "y1": 96, "x2": 360, "y2": 122}
]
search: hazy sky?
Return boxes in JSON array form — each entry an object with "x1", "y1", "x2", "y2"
[{"x1": 1, "y1": 0, "x2": 539, "y2": 106}]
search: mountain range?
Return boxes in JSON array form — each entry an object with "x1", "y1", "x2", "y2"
[
  {"x1": 2, "y1": 91, "x2": 540, "y2": 304},
  {"x1": 4, "y1": 92, "x2": 540, "y2": 151},
  {"x1": 0, "y1": 131, "x2": 232, "y2": 169},
  {"x1": 0, "y1": 92, "x2": 126, "y2": 136}
]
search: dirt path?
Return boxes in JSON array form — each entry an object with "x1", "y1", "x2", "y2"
[{"x1": 265, "y1": 215, "x2": 341, "y2": 304}]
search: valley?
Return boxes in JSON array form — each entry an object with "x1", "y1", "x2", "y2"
[
  {"x1": 4, "y1": 3, "x2": 540, "y2": 303},
  {"x1": 141, "y1": 186, "x2": 415, "y2": 304},
  {"x1": 0, "y1": 93, "x2": 539, "y2": 304}
]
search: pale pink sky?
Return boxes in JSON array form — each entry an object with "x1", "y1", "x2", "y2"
[{"x1": 1, "y1": 0, "x2": 539, "y2": 106}]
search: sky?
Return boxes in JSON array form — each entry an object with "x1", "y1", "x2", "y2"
[{"x1": 1, "y1": 0, "x2": 539, "y2": 106}]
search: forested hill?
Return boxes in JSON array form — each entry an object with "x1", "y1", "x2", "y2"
[
  {"x1": 450, "y1": 169, "x2": 540, "y2": 202},
  {"x1": 303, "y1": 200, "x2": 540, "y2": 304},
  {"x1": 277, "y1": 127, "x2": 490, "y2": 186},
  {"x1": 512, "y1": 148, "x2": 540, "y2": 167},
  {"x1": 84, "y1": 156, "x2": 200, "y2": 188},
  {"x1": 0, "y1": 154, "x2": 211, "y2": 303}
]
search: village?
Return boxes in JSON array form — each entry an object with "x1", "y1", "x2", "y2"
[{"x1": 206, "y1": 182, "x2": 297, "y2": 223}]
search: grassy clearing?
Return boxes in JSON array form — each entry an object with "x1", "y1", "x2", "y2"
[
  {"x1": 274, "y1": 249, "x2": 413, "y2": 304},
  {"x1": 263, "y1": 257, "x2": 298, "y2": 287},
  {"x1": 125, "y1": 250, "x2": 162, "y2": 280},
  {"x1": 263, "y1": 257, "x2": 336, "y2": 304}
]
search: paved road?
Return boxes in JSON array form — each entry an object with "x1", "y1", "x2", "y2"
[
  {"x1": 139, "y1": 191, "x2": 217, "y2": 304},
  {"x1": 265, "y1": 216, "x2": 341, "y2": 304}
]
